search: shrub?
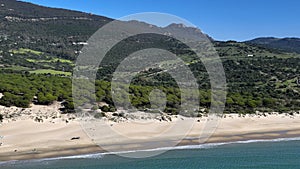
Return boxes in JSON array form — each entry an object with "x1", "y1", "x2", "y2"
[
  {"x1": 94, "y1": 112, "x2": 106, "y2": 119},
  {"x1": 101, "y1": 105, "x2": 110, "y2": 112}
]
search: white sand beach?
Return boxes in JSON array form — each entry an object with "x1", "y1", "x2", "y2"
[{"x1": 1, "y1": 104, "x2": 300, "y2": 161}]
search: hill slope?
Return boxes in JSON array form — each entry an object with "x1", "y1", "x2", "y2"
[
  {"x1": 0, "y1": 0, "x2": 112, "y2": 61},
  {"x1": 0, "y1": 0, "x2": 300, "y2": 115},
  {"x1": 245, "y1": 37, "x2": 300, "y2": 54}
]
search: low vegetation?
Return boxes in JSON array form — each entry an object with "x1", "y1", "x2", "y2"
[{"x1": 29, "y1": 69, "x2": 72, "y2": 76}]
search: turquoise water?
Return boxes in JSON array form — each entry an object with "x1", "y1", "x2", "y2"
[{"x1": 1, "y1": 139, "x2": 300, "y2": 169}]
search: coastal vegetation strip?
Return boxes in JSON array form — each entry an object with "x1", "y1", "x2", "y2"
[{"x1": 0, "y1": 71, "x2": 299, "y2": 117}]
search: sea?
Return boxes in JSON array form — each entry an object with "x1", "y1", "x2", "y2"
[{"x1": 1, "y1": 138, "x2": 300, "y2": 169}]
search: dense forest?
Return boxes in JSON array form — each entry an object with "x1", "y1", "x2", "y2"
[{"x1": 2, "y1": 41, "x2": 300, "y2": 115}]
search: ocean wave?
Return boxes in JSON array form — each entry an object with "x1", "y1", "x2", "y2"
[{"x1": 102, "y1": 137, "x2": 300, "y2": 154}]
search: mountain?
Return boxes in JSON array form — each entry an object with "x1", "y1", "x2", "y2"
[
  {"x1": 0, "y1": 0, "x2": 210, "y2": 62},
  {"x1": 0, "y1": 0, "x2": 113, "y2": 59},
  {"x1": 0, "y1": 0, "x2": 214, "y2": 73},
  {"x1": 1, "y1": 0, "x2": 300, "y2": 115},
  {"x1": 0, "y1": 0, "x2": 112, "y2": 32},
  {"x1": 245, "y1": 37, "x2": 300, "y2": 54}
]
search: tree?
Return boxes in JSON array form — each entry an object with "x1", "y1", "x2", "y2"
[
  {"x1": 263, "y1": 98, "x2": 275, "y2": 107},
  {"x1": 37, "y1": 93, "x2": 57, "y2": 105}
]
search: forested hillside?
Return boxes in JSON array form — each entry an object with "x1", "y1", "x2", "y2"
[{"x1": 0, "y1": 0, "x2": 300, "y2": 116}]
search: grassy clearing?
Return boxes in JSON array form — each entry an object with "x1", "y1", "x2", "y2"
[
  {"x1": 26, "y1": 58, "x2": 74, "y2": 64},
  {"x1": 2, "y1": 66, "x2": 32, "y2": 71},
  {"x1": 9, "y1": 48, "x2": 43, "y2": 55},
  {"x1": 29, "y1": 69, "x2": 72, "y2": 76}
]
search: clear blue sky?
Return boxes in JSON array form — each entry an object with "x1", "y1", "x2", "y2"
[{"x1": 22, "y1": 0, "x2": 300, "y2": 41}]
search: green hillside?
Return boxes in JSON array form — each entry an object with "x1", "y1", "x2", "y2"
[{"x1": 0, "y1": 0, "x2": 300, "y2": 115}]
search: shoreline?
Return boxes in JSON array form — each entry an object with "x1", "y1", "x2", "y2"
[
  {"x1": 1, "y1": 115, "x2": 300, "y2": 162},
  {"x1": 1, "y1": 134, "x2": 300, "y2": 163}
]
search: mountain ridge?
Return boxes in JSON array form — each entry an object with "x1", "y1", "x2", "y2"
[
  {"x1": 245, "y1": 37, "x2": 300, "y2": 54},
  {"x1": 2, "y1": 0, "x2": 298, "y2": 47}
]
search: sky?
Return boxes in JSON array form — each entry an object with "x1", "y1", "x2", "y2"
[{"x1": 22, "y1": 0, "x2": 300, "y2": 41}]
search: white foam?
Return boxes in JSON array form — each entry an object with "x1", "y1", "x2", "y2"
[{"x1": 103, "y1": 137, "x2": 300, "y2": 155}]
